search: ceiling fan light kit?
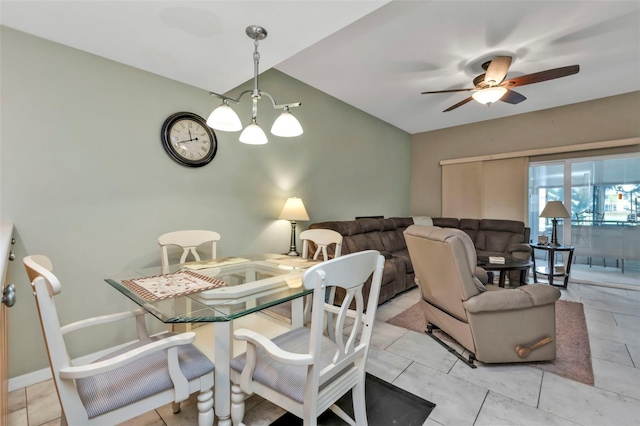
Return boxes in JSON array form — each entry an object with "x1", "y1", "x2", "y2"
[
  {"x1": 207, "y1": 25, "x2": 303, "y2": 144},
  {"x1": 421, "y1": 56, "x2": 579, "y2": 112},
  {"x1": 472, "y1": 86, "x2": 507, "y2": 105}
]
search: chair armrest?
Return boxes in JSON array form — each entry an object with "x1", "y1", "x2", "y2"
[
  {"x1": 61, "y1": 308, "x2": 150, "y2": 341},
  {"x1": 463, "y1": 284, "x2": 560, "y2": 314},
  {"x1": 234, "y1": 329, "x2": 313, "y2": 366},
  {"x1": 507, "y1": 244, "x2": 532, "y2": 256},
  {"x1": 61, "y1": 308, "x2": 147, "y2": 334},
  {"x1": 59, "y1": 332, "x2": 196, "y2": 379}
]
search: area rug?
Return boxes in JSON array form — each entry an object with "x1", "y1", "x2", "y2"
[
  {"x1": 386, "y1": 299, "x2": 594, "y2": 385},
  {"x1": 269, "y1": 373, "x2": 435, "y2": 426}
]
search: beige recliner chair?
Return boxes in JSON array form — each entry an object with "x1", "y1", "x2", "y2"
[{"x1": 404, "y1": 225, "x2": 561, "y2": 366}]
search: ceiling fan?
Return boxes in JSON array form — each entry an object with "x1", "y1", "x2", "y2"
[{"x1": 421, "y1": 56, "x2": 579, "y2": 112}]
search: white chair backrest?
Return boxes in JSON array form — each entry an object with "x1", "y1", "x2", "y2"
[
  {"x1": 304, "y1": 250, "x2": 384, "y2": 390},
  {"x1": 23, "y1": 255, "x2": 85, "y2": 414},
  {"x1": 300, "y1": 229, "x2": 343, "y2": 261},
  {"x1": 158, "y1": 230, "x2": 221, "y2": 273}
]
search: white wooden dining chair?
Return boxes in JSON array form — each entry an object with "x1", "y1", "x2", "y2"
[
  {"x1": 300, "y1": 229, "x2": 344, "y2": 323},
  {"x1": 158, "y1": 230, "x2": 221, "y2": 332},
  {"x1": 23, "y1": 255, "x2": 215, "y2": 426},
  {"x1": 300, "y1": 229, "x2": 343, "y2": 261},
  {"x1": 158, "y1": 230, "x2": 221, "y2": 274},
  {"x1": 229, "y1": 250, "x2": 385, "y2": 426}
]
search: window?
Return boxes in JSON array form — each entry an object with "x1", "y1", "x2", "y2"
[{"x1": 530, "y1": 153, "x2": 639, "y2": 279}]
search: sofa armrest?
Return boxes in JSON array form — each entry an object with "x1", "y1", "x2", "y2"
[
  {"x1": 507, "y1": 243, "x2": 532, "y2": 258},
  {"x1": 474, "y1": 267, "x2": 488, "y2": 285},
  {"x1": 380, "y1": 251, "x2": 393, "y2": 259},
  {"x1": 462, "y1": 284, "x2": 560, "y2": 313}
]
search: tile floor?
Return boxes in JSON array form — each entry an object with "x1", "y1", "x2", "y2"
[{"x1": 8, "y1": 280, "x2": 640, "y2": 426}]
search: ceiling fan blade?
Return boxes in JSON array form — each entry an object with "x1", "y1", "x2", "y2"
[
  {"x1": 503, "y1": 65, "x2": 580, "y2": 88},
  {"x1": 500, "y1": 89, "x2": 527, "y2": 104},
  {"x1": 422, "y1": 88, "x2": 474, "y2": 94},
  {"x1": 443, "y1": 96, "x2": 473, "y2": 112},
  {"x1": 484, "y1": 56, "x2": 512, "y2": 85}
]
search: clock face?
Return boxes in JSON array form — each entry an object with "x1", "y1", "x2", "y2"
[{"x1": 161, "y1": 112, "x2": 217, "y2": 167}]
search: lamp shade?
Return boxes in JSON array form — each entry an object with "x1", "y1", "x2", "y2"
[
  {"x1": 207, "y1": 102, "x2": 242, "y2": 132},
  {"x1": 278, "y1": 197, "x2": 309, "y2": 221},
  {"x1": 239, "y1": 122, "x2": 268, "y2": 145},
  {"x1": 271, "y1": 109, "x2": 303, "y2": 137},
  {"x1": 540, "y1": 201, "x2": 570, "y2": 218},
  {"x1": 472, "y1": 86, "x2": 507, "y2": 105}
]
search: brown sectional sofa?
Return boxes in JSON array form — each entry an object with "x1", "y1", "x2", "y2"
[{"x1": 308, "y1": 217, "x2": 531, "y2": 306}]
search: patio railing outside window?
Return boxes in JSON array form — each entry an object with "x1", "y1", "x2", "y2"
[{"x1": 529, "y1": 154, "x2": 639, "y2": 276}]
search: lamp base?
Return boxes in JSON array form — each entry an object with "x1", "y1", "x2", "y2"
[
  {"x1": 286, "y1": 220, "x2": 300, "y2": 257},
  {"x1": 549, "y1": 218, "x2": 561, "y2": 247}
]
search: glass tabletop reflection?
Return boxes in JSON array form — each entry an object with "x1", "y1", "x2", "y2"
[{"x1": 105, "y1": 254, "x2": 317, "y2": 324}]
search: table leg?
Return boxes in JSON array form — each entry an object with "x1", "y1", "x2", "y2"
[
  {"x1": 564, "y1": 249, "x2": 574, "y2": 288},
  {"x1": 498, "y1": 271, "x2": 507, "y2": 288},
  {"x1": 214, "y1": 322, "x2": 232, "y2": 426},
  {"x1": 291, "y1": 297, "x2": 304, "y2": 328},
  {"x1": 548, "y1": 250, "x2": 555, "y2": 287}
]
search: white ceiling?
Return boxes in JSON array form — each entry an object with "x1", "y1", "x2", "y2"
[{"x1": 2, "y1": 1, "x2": 639, "y2": 134}]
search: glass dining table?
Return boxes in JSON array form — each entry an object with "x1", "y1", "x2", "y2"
[{"x1": 105, "y1": 253, "x2": 317, "y2": 426}]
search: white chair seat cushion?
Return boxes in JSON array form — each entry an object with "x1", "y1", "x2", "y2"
[
  {"x1": 230, "y1": 327, "x2": 339, "y2": 403},
  {"x1": 76, "y1": 334, "x2": 214, "y2": 419}
]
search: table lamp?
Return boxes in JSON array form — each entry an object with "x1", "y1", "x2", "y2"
[
  {"x1": 539, "y1": 201, "x2": 570, "y2": 246},
  {"x1": 279, "y1": 197, "x2": 309, "y2": 256}
]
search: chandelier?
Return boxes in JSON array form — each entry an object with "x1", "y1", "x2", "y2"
[{"x1": 206, "y1": 25, "x2": 303, "y2": 145}]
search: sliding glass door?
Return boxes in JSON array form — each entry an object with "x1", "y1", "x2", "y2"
[
  {"x1": 569, "y1": 156, "x2": 639, "y2": 272},
  {"x1": 530, "y1": 153, "x2": 640, "y2": 283}
]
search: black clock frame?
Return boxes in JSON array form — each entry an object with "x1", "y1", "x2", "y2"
[{"x1": 161, "y1": 112, "x2": 218, "y2": 167}]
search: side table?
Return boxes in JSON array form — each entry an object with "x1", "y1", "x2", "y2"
[
  {"x1": 530, "y1": 244, "x2": 575, "y2": 288},
  {"x1": 477, "y1": 257, "x2": 533, "y2": 287}
]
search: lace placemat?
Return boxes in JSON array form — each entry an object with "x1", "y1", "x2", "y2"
[{"x1": 122, "y1": 270, "x2": 226, "y2": 300}]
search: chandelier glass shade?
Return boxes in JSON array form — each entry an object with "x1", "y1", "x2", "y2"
[
  {"x1": 206, "y1": 100, "x2": 242, "y2": 131},
  {"x1": 271, "y1": 107, "x2": 303, "y2": 137},
  {"x1": 472, "y1": 86, "x2": 508, "y2": 105},
  {"x1": 207, "y1": 25, "x2": 303, "y2": 145},
  {"x1": 239, "y1": 120, "x2": 268, "y2": 145}
]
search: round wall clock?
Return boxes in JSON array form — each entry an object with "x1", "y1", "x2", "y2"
[{"x1": 161, "y1": 112, "x2": 217, "y2": 167}]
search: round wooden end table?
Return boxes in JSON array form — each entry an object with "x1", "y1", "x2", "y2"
[{"x1": 477, "y1": 257, "x2": 534, "y2": 287}]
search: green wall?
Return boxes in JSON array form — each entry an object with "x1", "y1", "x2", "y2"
[{"x1": 0, "y1": 26, "x2": 411, "y2": 377}]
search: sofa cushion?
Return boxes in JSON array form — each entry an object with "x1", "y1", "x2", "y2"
[
  {"x1": 459, "y1": 219, "x2": 480, "y2": 242},
  {"x1": 344, "y1": 233, "x2": 382, "y2": 253},
  {"x1": 432, "y1": 217, "x2": 460, "y2": 228},
  {"x1": 476, "y1": 230, "x2": 524, "y2": 252},
  {"x1": 480, "y1": 219, "x2": 525, "y2": 234},
  {"x1": 357, "y1": 218, "x2": 383, "y2": 233},
  {"x1": 391, "y1": 249, "x2": 413, "y2": 273},
  {"x1": 390, "y1": 217, "x2": 414, "y2": 229},
  {"x1": 380, "y1": 221, "x2": 406, "y2": 252}
]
